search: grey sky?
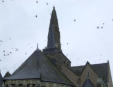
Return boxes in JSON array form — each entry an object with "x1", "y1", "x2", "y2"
[{"x1": 0, "y1": 0, "x2": 113, "y2": 79}]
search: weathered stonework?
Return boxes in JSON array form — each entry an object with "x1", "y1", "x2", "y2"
[
  {"x1": 80, "y1": 64, "x2": 98, "y2": 87},
  {"x1": 4, "y1": 80, "x2": 72, "y2": 87},
  {"x1": 61, "y1": 65, "x2": 79, "y2": 87}
]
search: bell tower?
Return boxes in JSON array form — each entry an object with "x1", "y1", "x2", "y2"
[{"x1": 43, "y1": 7, "x2": 71, "y2": 67}]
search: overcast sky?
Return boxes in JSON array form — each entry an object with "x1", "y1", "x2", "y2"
[{"x1": 0, "y1": 0, "x2": 113, "y2": 78}]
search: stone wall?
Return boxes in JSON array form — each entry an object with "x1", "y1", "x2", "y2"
[
  {"x1": 61, "y1": 64, "x2": 99, "y2": 87},
  {"x1": 4, "y1": 79, "x2": 72, "y2": 87}
]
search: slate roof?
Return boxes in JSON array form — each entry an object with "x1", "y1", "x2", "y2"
[
  {"x1": 71, "y1": 63, "x2": 108, "y2": 82},
  {"x1": 91, "y1": 63, "x2": 108, "y2": 82},
  {"x1": 5, "y1": 49, "x2": 72, "y2": 85}
]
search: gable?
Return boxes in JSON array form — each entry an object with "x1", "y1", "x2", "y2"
[
  {"x1": 80, "y1": 64, "x2": 98, "y2": 87},
  {"x1": 71, "y1": 62, "x2": 109, "y2": 83}
]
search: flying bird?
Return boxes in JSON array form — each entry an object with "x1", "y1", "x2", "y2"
[
  {"x1": 15, "y1": 48, "x2": 19, "y2": 51},
  {"x1": 0, "y1": 40, "x2": 3, "y2": 42},
  {"x1": 36, "y1": 0, "x2": 38, "y2": 4},
  {"x1": 2, "y1": 0, "x2": 4, "y2": 3},
  {"x1": 101, "y1": 26, "x2": 103, "y2": 29},
  {"x1": 46, "y1": 2, "x2": 48, "y2": 5},
  {"x1": 3, "y1": 54, "x2": 6, "y2": 56},
  {"x1": 74, "y1": 19, "x2": 76, "y2": 22},
  {"x1": 102, "y1": 23, "x2": 104, "y2": 25},
  {"x1": 67, "y1": 42, "x2": 69, "y2": 45},
  {"x1": 97, "y1": 26, "x2": 99, "y2": 29},
  {"x1": 35, "y1": 14, "x2": 38, "y2": 18},
  {"x1": 3, "y1": 50, "x2": 5, "y2": 52}
]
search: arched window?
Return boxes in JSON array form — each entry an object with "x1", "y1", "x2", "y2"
[
  {"x1": 6, "y1": 84, "x2": 9, "y2": 87},
  {"x1": 11, "y1": 84, "x2": 15, "y2": 87},
  {"x1": 36, "y1": 84, "x2": 40, "y2": 87},
  {"x1": 97, "y1": 83, "x2": 101, "y2": 87},
  {"x1": 83, "y1": 79, "x2": 94, "y2": 87},
  {"x1": 32, "y1": 84, "x2": 36, "y2": 87},
  {"x1": 18, "y1": 84, "x2": 23, "y2": 87},
  {"x1": 41, "y1": 85, "x2": 45, "y2": 87},
  {"x1": 87, "y1": 72, "x2": 90, "y2": 78},
  {"x1": 27, "y1": 84, "x2": 30, "y2": 87}
]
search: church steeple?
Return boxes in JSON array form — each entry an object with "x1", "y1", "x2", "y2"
[{"x1": 47, "y1": 7, "x2": 61, "y2": 50}]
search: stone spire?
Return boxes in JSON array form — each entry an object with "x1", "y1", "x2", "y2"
[
  {"x1": 0, "y1": 72, "x2": 3, "y2": 87},
  {"x1": 47, "y1": 7, "x2": 61, "y2": 50}
]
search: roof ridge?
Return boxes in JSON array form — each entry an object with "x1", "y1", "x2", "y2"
[{"x1": 71, "y1": 62, "x2": 108, "y2": 68}]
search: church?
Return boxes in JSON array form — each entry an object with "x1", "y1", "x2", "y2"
[{"x1": 0, "y1": 7, "x2": 112, "y2": 87}]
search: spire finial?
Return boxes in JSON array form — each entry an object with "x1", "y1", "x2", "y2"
[
  {"x1": 36, "y1": 43, "x2": 41, "y2": 52},
  {"x1": 53, "y1": 6, "x2": 55, "y2": 10},
  {"x1": 37, "y1": 44, "x2": 39, "y2": 49},
  {"x1": 86, "y1": 61, "x2": 90, "y2": 65}
]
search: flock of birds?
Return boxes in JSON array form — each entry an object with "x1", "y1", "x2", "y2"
[
  {"x1": 0, "y1": 0, "x2": 112, "y2": 27},
  {"x1": 97, "y1": 19, "x2": 113, "y2": 29},
  {"x1": 0, "y1": 0, "x2": 48, "y2": 60},
  {"x1": 0, "y1": 38, "x2": 19, "y2": 58},
  {"x1": 2, "y1": 48, "x2": 19, "y2": 57},
  {"x1": 0, "y1": 0, "x2": 113, "y2": 62},
  {"x1": 0, "y1": 38, "x2": 32, "y2": 62},
  {"x1": 0, "y1": 36, "x2": 36, "y2": 61},
  {"x1": 35, "y1": 0, "x2": 49, "y2": 19},
  {"x1": 97, "y1": 23, "x2": 104, "y2": 29}
]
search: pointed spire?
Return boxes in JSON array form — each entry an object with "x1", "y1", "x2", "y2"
[
  {"x1": 47, "y1": 7, "x2": 61, "y2": 50},
  {"x1": 86, "y1": 61, "x2": 90, "y2": 66},
  {"x1": 0, "y1": 71, "x2": 3, "y2": 87},
  {"x1": 36, "y1": 43, "x2": 41, "y2": 52},
  {"x1": 37, "y1": 43, "x2": 39, "y2": 50},
  {"x1": 4, "y1": 72, "x2": 11, "y2": 78}
]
